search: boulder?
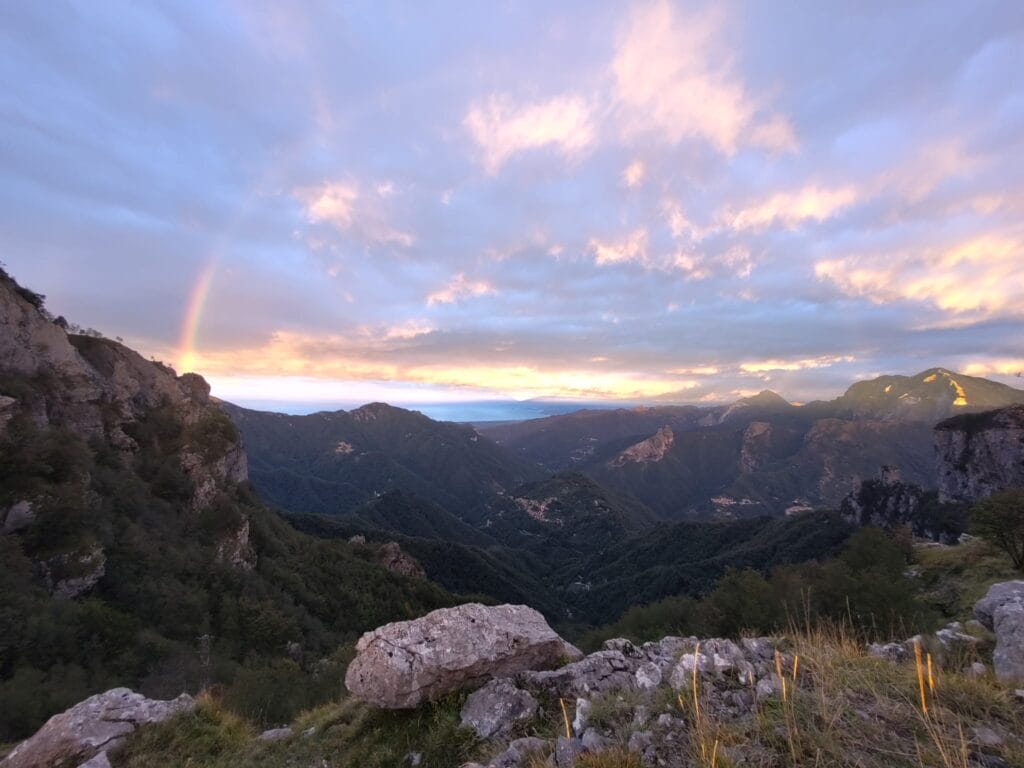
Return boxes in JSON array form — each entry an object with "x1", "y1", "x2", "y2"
[
  {"x1": 345, "y1": 603, "x2": 581, "y2": 708},
  {"x1": 974, "y1": 581, "x2": 1024, "y2": 681},
  {"x1": 459, "y1": 679, "x2": 537, "y2": 739},
  {"x1": 2, "y1": 688, "x2": 194, "y2": 768}
]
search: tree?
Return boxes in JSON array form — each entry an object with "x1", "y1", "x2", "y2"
[{"x1": 970, "y1": 488, "x2": 1024, "y2": 570}]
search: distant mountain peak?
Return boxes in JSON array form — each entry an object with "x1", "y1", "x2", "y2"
[{"x1": 738, "y1": 390, "x2": 791, "y2": 407}]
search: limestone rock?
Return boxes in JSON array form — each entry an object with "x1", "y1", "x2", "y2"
[
  {"x1": 75, "y1": 753, "x2": 111, "y2": 768},
  {"x1": 485, "y1": 736, "x2": 550, "y2": 768},
  {"x1": 2, "y1": 688, "x2": 194, "y2": 768},
  {"x1": 521, "y1": 650, "x2": 638, "y2": 698},
  {"x1": 258, "y1": 727, "x2": 292, "y2": 742},
  {"x1": 345, "y1": 603, "x2": 581, "y2": 708},
  {"x1": 936, "y1": 405, "x2": 1024, "y2": 503},
  {"x1": 975, "y1": 581, "x2": 1024, "y2": 680},
  {"x1": 38, "y1": 543, "x2": 106, "y2": 599},
  {"x1": 459, "y1": 679, "x2": 537, "y2": 739}
]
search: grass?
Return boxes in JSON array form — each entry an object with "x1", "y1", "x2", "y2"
[
  {"x1": 913, "y1": 539, "x2": 1020, "y2": 621},
  {"x1": 113, "y1": 692, "x2": 483, "y2": 768}
]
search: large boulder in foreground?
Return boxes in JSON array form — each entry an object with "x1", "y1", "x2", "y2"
[
  {"x1": 974, "y1": 581, "x2": 1024, "y2": 681},
  {"x1": 345, "y1": 603, "x2": 582, "y2": 708},
  {"x1": 1, "y1": 688, "x2": 193, "y2": 768}
]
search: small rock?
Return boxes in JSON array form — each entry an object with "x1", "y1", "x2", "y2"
[
  {"x1": 259, "y1": 727, "x2": 292, "y2": 742},
  {"x1": 756, "y1": 677, "x2": 778, "y2": 700},
  {"x1": 632, "y1": 705, "x2": 650, "y2": 727},
  {"x1": 302, "y1": 727, "x2": 316, "y2": 738},
  {"x1": 968, "y1": 662, "x2": 987, "y2": 678},
  {"x1": 627, "y1": 730, "x2": 653, "y2": 754},
  {"x1": 489, "y1": 737, "x2": 550, "y2": 768},
  {"x1": 460, "y1": 678, "x2": 538, "y2": 739},
  {"x1": 554, "y1": 736, "x2": 583, "y2": 767},
  {"x1": 572, "y1": 698, "x2": 590, "y2": 736},
  {"x1": 76, "y1": 753, "x2": 112, "y2": 768},
  {"x1": 971, "y1": 726, "x2": 1004, "y2": 748},
  {"x1": 635, "y1": 661, "x2": 662, "y2": 690},
  {"x1": 406, "y1": 752, "x2": 423, "y2": 766},
  {"x1": 581, "y1": 728, "x2": 609, "y2": 752}
]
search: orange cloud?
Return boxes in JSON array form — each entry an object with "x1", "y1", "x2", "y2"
[
  {"x1": 611, "y1": 0, "x2": 795, "y2": 154},
  {"x1": 175, "y1": 329, "x2": 685, "y2": 400},
  {"x1": 722, "y1": 185, "x2": 859, "y2": 231},
  {"x1": 464, "y1": 93, "x2": 595, "y2": 173},
  {"x1": 589, "y1": 228, "x2": 648, "y2": 266},
  {"x1": 740, "y1": 355, "x2": 856, "y2": 373},
  {"x1": 815, "y1": 234, "x2": 1024, "y2": 322},
  {"x1": 426, "y1": 273, "x2": 495, "y2": 306}
]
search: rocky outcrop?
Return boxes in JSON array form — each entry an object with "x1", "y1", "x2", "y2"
[
  {"x1": 38, "y1": 543, "x2": 107, "y2": 599},
  {"x1": 975, "y1": 581, "x2": 1024, "y2": 681},
  {"x1": 0, "y1": 269, "x2": 247, "y2": 513},
  {"x1": 214, "y1": 519, "x2": 256, "y2": 571},
  {"x1": 0, "y1": 688, "x2": 193, "y2": 768},
  {"x1": 608, "y1": 426, "x2": 674, "y2": 468},
  {"x1": 1, "y1": 500, "x2": 35, "y2": 533},
  {"x1": 344, "y1": 603, "x2": 582, "y2": 708},
  {"x1": 377, "y1": 541, "x2": 425, "y2": 578},
  {"x1": 841, "y1": 467, "x2": 925, "y2": 528},
  {"x1": 936, "y1": 406, "x2": 1024, "y2": 503},
  {"x1": 739, "y1": 421, "x2": 772, "y2": 474}
]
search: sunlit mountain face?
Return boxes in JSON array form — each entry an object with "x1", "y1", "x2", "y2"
[{"x1": 2, "y1": 1, "x2": 1022, "y2": 417}]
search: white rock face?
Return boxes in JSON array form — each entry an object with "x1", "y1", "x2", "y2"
[
  {"x1": 345, "y1": 603, "x2": 582, "y2": 709},
  {"x1": 608, "y1": 426, "x2": 674, "y2": 468},
  {"x1": 459, "y1": 678, "x2": 538, "y2": 739},
  {"x1": 936, "y1": 405, "x2": 1024, "y2": 503},
  {"x1": 2, "y1": 688, "x2": 194, "y2": 768}
]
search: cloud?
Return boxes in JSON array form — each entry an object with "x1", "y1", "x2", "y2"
[
  {"x1": 721, "y1": 185, "x2": 859, "y2": 231},
  {"x1": 611, "y1": 0, "x2": 795, "y2": 154},
  {"x1": 815, "y1": 234, "x2": 1024, "y2": 323},
  {"x1": 623, "y1": 159, "x2": 645, "y2": 187},
  {"x1": 294, "y1": 180, "x2": 415, "y2": 246},
  {"x1": 589, "y1": 228, "x2": 648, "y2": 266},
  {"x1": 463, "y1": 93, "x2": 596, "y2": 173},
  {"x1": 426, "y1": 273, "x2": 495, "y2": 306},
  {"x1": 740, "y1": 355, "x2": 856, "y2": 373}
]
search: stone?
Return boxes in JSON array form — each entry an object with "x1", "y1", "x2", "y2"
[
  {"x1": 969, "y1": 662, "x2": 988, "y2": 678},
  {"x1": 971, "y1": 726, "x2": 1004, "y2": 748},
  {"x1": 974, "y1": 581, "x2": 1024, "y2": 681},
  {"x1": 2, "y1": 500, "x2": 34, "y2": 534},
  {"x1": 2, "y1": 688, "x2": 194, "y2": 768},
  {"x1": 76, "y1": 753, "x2": 112, "y2": 768},
  {"x1": 635, "y1": 661, "x2": 662, "y2": 690},
  {"x1": 756, "y1": 677, "x2": 779, "y2": 700},
  {"x1": 867, "y1": 641, "x2": 909, "y2": 663},
  {"x1": 554, "y1": 736, "x2": 583, "y2": 767},
  {"x1": 581, "y1": 728, "x2": 610, "y2": 752},
  {"x1": 627, "y1": 730, "x2": 653, "y2": 754},
  {"x1": 345, "y1": 603, "x2": 581, "y2": 708},
  {"x1": 572, "y1": 698, "x2": 590, "y2": 735},
  {"x1": 258, "y1": 727, "x2": 292, "y2": 742},
  {"x1": 520, "y1": 650, "x2": 637, "y2": 698},
  {"x1": 935, "y1": 622, "x2": 978, "y2": 650},
  {"x1": 460, "y1": 678, "x2": 538, "y2": 739},
  {"x1": 406, "y1": 752, "x2": 423, "y2": 766},
  {"x1": 487, "y1": 737, "x2": 550, "y2": 768}
]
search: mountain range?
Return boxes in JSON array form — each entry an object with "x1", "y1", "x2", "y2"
[{"x1": 2, "y1": 263, "x2": 1022, "y2": 743}]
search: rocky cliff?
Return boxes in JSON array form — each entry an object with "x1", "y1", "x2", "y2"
[{"x1": 935, "y1": 405, "x2": 1024, "y2": 503}]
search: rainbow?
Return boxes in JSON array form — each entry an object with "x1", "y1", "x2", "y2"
[{"x1": 177, "y1": 259, "x2": 217, "y2": 374}]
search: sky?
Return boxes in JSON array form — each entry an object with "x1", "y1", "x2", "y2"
[{"x1": 2, "y1": 0, "x2": 1023, "y2": 413}]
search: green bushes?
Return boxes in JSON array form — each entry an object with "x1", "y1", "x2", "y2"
[
  {"x1": 970, "y1": 488, "x2": 1024, "y2": 569},
  {"x1": 582, "y1": 528, "x2": 937, "y2": 649}
]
